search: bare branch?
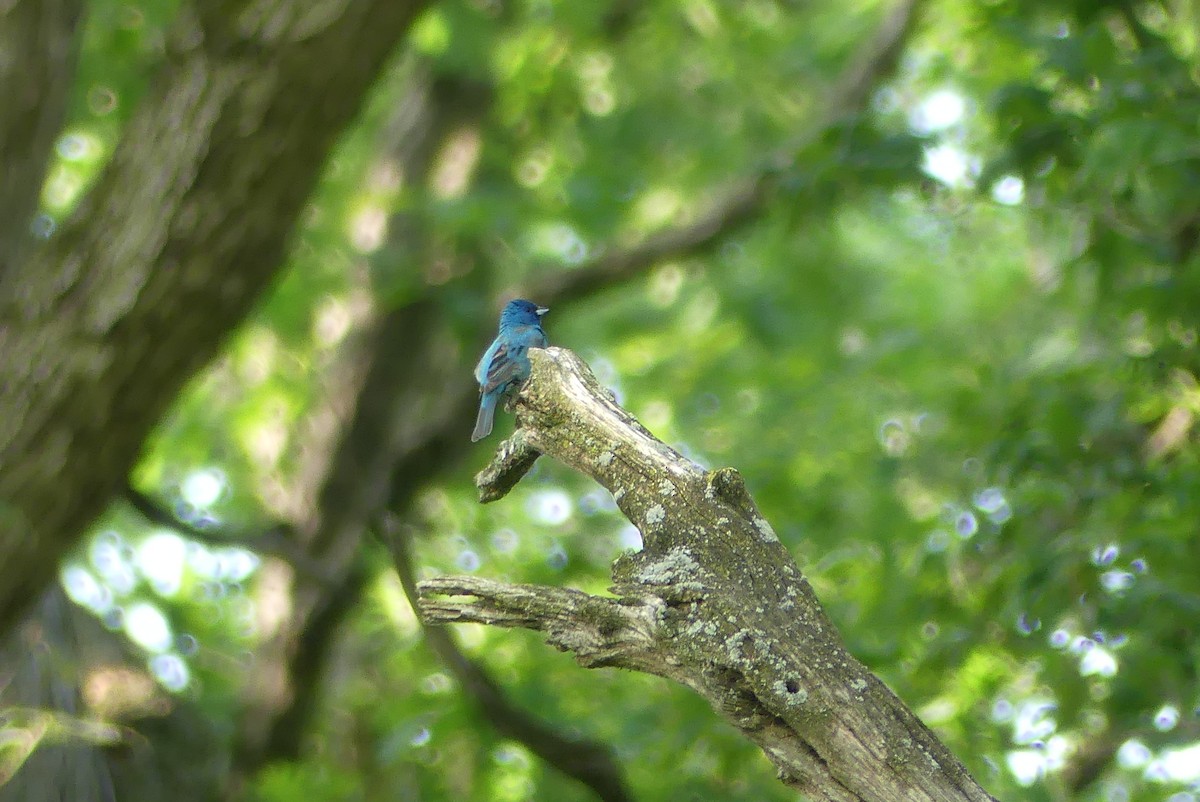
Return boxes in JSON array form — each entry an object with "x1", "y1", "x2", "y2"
[
  {"x1": 827, "y1": 0, "x2": 925, "y2": 124},
  {"x1": 121, "y1": 483, "x2": 335, "y2": 585},
  {"x1": 529, "y1": 179, "x2": 766, "y2": 303},
  {"x1": 528, "y1": 0, "x2": 926, "y2": 306},
  {"x1": 420, "y1": 348, "x2": 997, "y2": 802},
  {"x1": 386, "y1": 521, "x2": 636, "y2": 802},
  {"x1": 474, "y1": 430, "x2": 542, "y2": 503},
  {"x1": 419, "y1": 577, "x2": 661, "y2": 671}
]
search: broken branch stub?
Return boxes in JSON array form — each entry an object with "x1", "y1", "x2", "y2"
[{"x1": 421, "y1": 347, "x2": 996, "y2": 802}]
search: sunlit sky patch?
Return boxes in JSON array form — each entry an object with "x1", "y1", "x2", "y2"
[
  {"x1": 90, "y1": 533, "x2": 137, "y2": 596},
  {"x1": 1079, "y1": 646, "x2": 1118, "y2": 677},
  {"x1": 215, "y1": 548, "x2": 261, "y2": 583},
  {"x1": 456, "y1": 549, "x2": 482, "y2": 572},
  {"x1": 922, "y1": 144, "x2": 972, "y2": 188},
  {"x1": 1007, "y1": 736, "x2": 1070, "y2": 787},
  {"x1": 1119, "y1": 739, "x2": 1153, "y2": 768},
  {"x1": 349, "y1": 205, "x2": 387, "y2": 253},
  {"x1": 125, "y1": 601, "x2": 172, "y2": 653},
  {"x1": 1004, "y1": 698, "x2": 1072, "y2": 786},
  {"x1": 910, "y1": 89, "x2": 966, "y2": 134},
  {"x1": 491, "y1": 528, "x2": 519, "y2": 554},
  {"x1": 1012, "y1": 698, "x2": 1056, "y2": 744},
  {"x1": 136, "y1": 531, "x2": 187, "y2": 596},
  {"x1": 1153, "y1": 742, "x2": 1200, "y2": 782},
  {"x1": 62, "y1": 564, "x2": 111, "y2": 614},
  {"x1": 991, "y1": 175, "x2": 1024, "y2": 205},
  {"x1": 149, "y1": 653, "x2": 189, "y2": 692},
  {"x1": 1155, "y1": 705, "x2": 1180, "y2": 732},
  {"x1": 181, "y1": 468, "x2": 225, "y2": 509},
  {"x1": 526, "y1": 488, "x2": 573, "y2": 525},
  {"x1": 526, "y1": 221, "x2": 588, "y2": 265},
  {"x1": 617, "y1": 524, "x2": 642, "y2": 550},
  {"x1": 57, "y1": 132, "x2": 101, "y2": 162},
  {"x1": 410, "y1": 727, "x2": 432, "y2": 747},
  {"x1": 184, "y1": 543, "x2": 260, "y2": 584}
]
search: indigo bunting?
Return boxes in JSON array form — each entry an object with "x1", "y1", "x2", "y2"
[{"x1": 471, "y1": 299, "x2": 549, "y2": 442}]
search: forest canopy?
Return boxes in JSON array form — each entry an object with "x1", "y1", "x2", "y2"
[{"x1": 2, "y1": 1, "x2": 1199, "y2": 801}]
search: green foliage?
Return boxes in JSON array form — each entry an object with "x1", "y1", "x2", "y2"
[{"x1": 45, "y1": 0, "x2": 1200, "y2": 800}]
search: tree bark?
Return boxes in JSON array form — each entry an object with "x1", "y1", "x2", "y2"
[
  {"x1": 0, "y1": 0, "x2": 83, "y2": 284},
  {"x1": 0, "y1": 0, "x2": 430, "y2": 636},
  {"x1": 0, "y1": 588, "x2": 117, "y2": 802},
  {"x1": 420, "y1": 347, "x2": 998, "y2": 802}
]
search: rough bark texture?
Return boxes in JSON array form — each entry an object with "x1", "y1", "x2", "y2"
[
  {"x1": 0, "y1": 0, "x2": 430, "y2": 637},
  {"x1": 420, "y1": 347, "x2": 999, "y2": 802},
  {"x1": 0, "y1": 0, "x2": 83, "y2": 284},
  {"x1": 0, "y1": 589, "x2": 116, "y2": 802},
  {"x1": 0, "y1": 0, "x2": 929, "y2": 796}
]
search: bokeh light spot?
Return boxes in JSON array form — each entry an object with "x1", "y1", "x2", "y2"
[
  {"x1": 1154, "y1": 705, "x2": 1180, "y2": 732},
  {"x1": 526, "y1": 489, "x2": 573, "y2": 525},
  {"x1": 136, "y1": 532, "x2": 186, "y2": 597},
  {"x1": 456, "y1": 550, "x2": 482, "y2": 572},
  {"x1": 1118, "y1": 739, "x2": 1152, "y2": 768},
  {"x1": 1092, "y1": 544, "x2": 1120, "y2": 566},
  {"x1": 491, "y1": 529, "x2": 519, "y2": 553},
  {"x1": 149, "y1": 653, "x2": 190, "y2": 692},
  {"x1": 1100, "y1": 571, "x2": 1135, "y2": 593},
  {"x1": 991, "y1": 175, "x2": 1025, "y2": 205},
  {"x1": 877, "y1": 418, "x2": 909, "y2": 456},
  {"x1": 181, "y1": 469, "x2": 225, "y2": 509},
  {"x1": 125, "y1": 602, "x2": 173, "y2": 653},
  {"x1": 61, "y1": 565, "x2": 111, "y2": 613},
  {"x1": 910, "y1": 89, "x2": 966, "y2": 134},
  {"x1": 1079, "y1": 647, "x2": 1118, "y2": 677},
  {"x1": 86, "y1": 85, "x2": 118, "y2": 115}
]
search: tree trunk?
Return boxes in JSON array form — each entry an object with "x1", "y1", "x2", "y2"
[
  {"x1": 0, "y1": 0, "x2": 83, "y2": 283},
  {"x1": 0, "y1": 0, "x2": 430, "y2": 636},
  {"x1": 420, "y1": 347, "x2": 998, "y2": 802}
]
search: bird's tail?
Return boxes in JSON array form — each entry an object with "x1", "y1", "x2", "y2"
[{"x1": 471, "y1": 394, "x2": 497, "y2": 442}]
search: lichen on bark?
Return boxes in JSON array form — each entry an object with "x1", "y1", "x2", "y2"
[{"x1": 421, "y1": 347, "x2": 998, "y2": 802}]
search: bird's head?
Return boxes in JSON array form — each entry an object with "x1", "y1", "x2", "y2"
[{"x1": 500, "y1": 299, "x2": 549, "y2": 327}]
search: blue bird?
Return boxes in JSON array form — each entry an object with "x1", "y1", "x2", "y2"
[{"x1": 472, "y1": 299, "x2": 549, "y2": 442}]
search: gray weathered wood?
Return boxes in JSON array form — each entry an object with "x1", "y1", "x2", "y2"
[{"x1": 420, "y1": 347, "x2": 998, "y2": 802}]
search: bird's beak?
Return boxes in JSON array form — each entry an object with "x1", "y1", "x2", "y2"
[{"x1": 536, "y1": 307, "x2": 549, "y2": 316}]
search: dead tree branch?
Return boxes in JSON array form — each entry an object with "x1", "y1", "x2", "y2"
[
  {"x1": 385, "y1": 519, "x2": 634, "y2": 802},
  {"x1": 420, "y1": 348, "x2": 997, "y2": 802}
]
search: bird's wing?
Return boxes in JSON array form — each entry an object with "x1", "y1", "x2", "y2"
[
  {"x1": 481, "y1": 341, "x2": 522, "y2": 393},
  {"x1": 475, "y1": 337, "x2": 503, "y2": 385}
]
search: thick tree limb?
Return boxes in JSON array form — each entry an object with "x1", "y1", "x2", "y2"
[
  {"x1": 827, "y1": 0, "x2": 923, "y2": 124},
  {"x1": 420, "y1": 348, "x2": 997, "y2": 802},
  {"x1": 0, "y1": 0, "x2": 431, "y2": 636},
  {"x1": 0, "y1": 588, "x2": 118, "y2": 802},
  {"x1": 0, "y1": 0, "x2": 82, "y2": 285}
]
